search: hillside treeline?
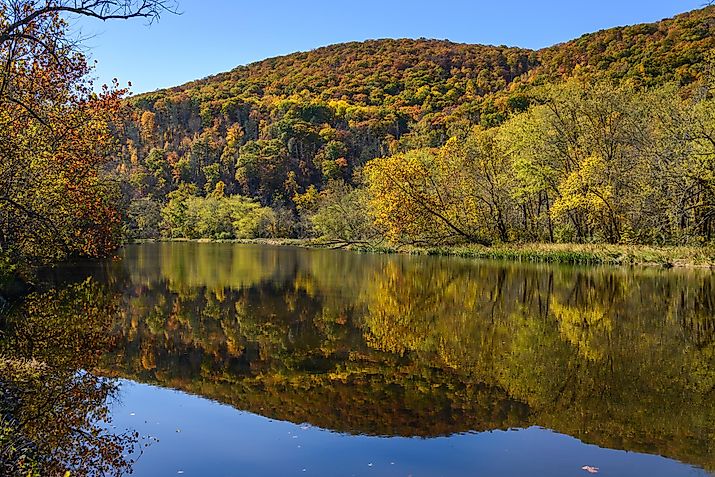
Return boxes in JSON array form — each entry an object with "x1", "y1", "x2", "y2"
[
  {"x1": 2, "y1": 4, "x2": 714, "y2": 282},
  {"x1": 117, "y1": 7, "x2": 715, "y2": 246},
  {"x1": 123, "y1": 78, "x2": 715, "y2": 245}
]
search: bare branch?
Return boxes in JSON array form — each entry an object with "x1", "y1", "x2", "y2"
[{"x1": 0, "y1": 1, "x2": 179, "y2": 43}]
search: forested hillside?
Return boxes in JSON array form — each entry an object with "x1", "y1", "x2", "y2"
[{"x1": 117, "y1": 6, "x2": 715, "y2": 245}]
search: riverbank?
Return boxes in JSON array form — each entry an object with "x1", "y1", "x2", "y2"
[{"x1": 132, "y1": 238, "x2": 715, "y2": 268}]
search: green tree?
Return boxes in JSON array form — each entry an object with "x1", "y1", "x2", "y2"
[{"x1": 309, "y1": 181, "x2": 381, "y2": 245}]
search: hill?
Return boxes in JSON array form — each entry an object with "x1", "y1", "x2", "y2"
[{"x1": 115, "y1": 6, "x2": 715, "y2": 234}]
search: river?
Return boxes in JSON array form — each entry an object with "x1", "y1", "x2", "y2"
[{"x1": 1, "y1": 242, "x2": 713, "y2": 476}]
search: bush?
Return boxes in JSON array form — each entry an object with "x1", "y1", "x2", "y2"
[{"x1": 162, "y1": 187, "x2": 275, "y2": 239}]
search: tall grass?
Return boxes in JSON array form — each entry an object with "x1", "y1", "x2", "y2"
[{"x1": 403, "y1": 243, "x2": 715, "y2": 267}]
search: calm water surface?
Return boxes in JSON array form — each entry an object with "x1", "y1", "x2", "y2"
[{"x1": 2, "y1": 242, "x2": 714, "y2": 476}]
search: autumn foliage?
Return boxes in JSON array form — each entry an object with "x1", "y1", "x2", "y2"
[
  {"x1": 0, "y1": 7, "x2": 121, "y2": 265},
  {"x1": 117, "y1": 6, "x2": 715, "y2": 246},
  {"x1": 0, "y1": 1, "x2": 176, "y2": 267}
]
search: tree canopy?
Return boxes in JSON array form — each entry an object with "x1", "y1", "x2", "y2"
[
  {"x1": 114, "y1": 6, "x2": 715, "y2": 247},
  {"x1": 0, "y1": 0, "x2": 176, "y2": 271}
]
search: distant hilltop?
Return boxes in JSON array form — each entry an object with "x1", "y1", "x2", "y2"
[{"x1": 139, "y1": 6, "x2": 714, "y2": 102}]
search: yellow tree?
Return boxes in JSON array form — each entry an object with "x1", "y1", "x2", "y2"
[
  {"x1": 365, "y1": 148, "x2": 495, "y2": 245},
  {"x1": 441, "y1": 127, "x2": 516, "y2": 242},
  {"x1": 366, "y1": 149, "x2": 485, "y2": 245},
  {"x1": 503, "y1": 81, "x2": 654, "y2": 243},
  {"x1": 365, "y1": 126, "x2": 516, "y2": 245}
]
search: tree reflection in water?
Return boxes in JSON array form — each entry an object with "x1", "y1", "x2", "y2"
[{"x1": 0, "y1": 279, "x2": 140, "y2": 477}]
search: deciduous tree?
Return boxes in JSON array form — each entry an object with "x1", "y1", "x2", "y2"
[{"x1": 0, "y1": 0, "x2": 176, "y2": 268}]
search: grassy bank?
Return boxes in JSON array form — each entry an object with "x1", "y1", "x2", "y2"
[
  {"x1": 132, "y1": 238, "x2": 715, "y2": 268},
  {"x1": 405, "y1": 243, "x2": 715, "y2": 268}
]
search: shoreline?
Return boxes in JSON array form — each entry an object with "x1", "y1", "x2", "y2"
[{"x1": 130, "y1": 238, "x2": 715, "y2": 269}]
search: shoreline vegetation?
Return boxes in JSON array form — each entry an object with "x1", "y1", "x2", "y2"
[
  {"x1": 131, "y1": 238, "x2": 715, "y2": 268},
  {"x1": 118, "y1": 13, "x2": 715, "y2": 267}
]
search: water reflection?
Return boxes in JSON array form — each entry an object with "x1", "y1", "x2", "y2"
[
  {"x1": 3, "y1": 242, "x2": 715, "y2": 475},
  {"x1": 109, "y1": 244, "x2": 715, "y2": 469},
  {"x1": 0, "y1": 280, "x2": 139, "y2": 477}
]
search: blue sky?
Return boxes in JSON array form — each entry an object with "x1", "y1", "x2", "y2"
[{"x1": 73, "y1": 0, "x2": 707, "y2": 94}]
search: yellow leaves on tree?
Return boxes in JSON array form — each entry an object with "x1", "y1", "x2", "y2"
[
  {"x1": 551, "y1": 154, "x2": 618, "y2": 240},
  {"x1": 365, "y1": 128, "x2": 516, "y2": 245}
]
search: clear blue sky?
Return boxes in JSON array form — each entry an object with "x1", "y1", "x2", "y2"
[{"x1": 72, "y1": 0, "x2": 707, "y2": 94}]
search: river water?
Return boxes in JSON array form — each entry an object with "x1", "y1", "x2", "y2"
[{"x1": 2, "y1": 242, "x2": 714, "y2": 476}]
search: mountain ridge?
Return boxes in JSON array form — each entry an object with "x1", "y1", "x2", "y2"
[{"x1": 136, "y1": 5, "x2": 714, "y2": 100}]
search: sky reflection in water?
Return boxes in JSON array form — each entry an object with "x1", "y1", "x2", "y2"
[{"x1": 113, "y1": 380, "x2": 708, "y2": 477}]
